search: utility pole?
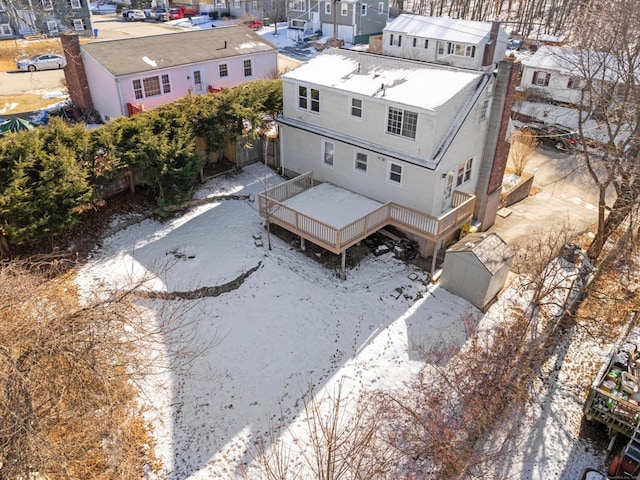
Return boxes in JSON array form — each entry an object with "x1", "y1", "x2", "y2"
[{"x1": 333, "y1": 0, "x2": 337, "y2": 40}]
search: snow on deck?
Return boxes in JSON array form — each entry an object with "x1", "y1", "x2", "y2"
[{"x1": 282, "y1": 182, "x2": 383, "y2": 229}]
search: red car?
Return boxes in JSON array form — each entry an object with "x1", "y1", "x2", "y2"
[{"x1": 241, "y1": 19, "x2": 263, "y2": 30}]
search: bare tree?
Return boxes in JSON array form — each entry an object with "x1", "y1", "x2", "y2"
[
  {"x1": 242, "y1": 380, "x2": 400, "y2": 480},
  {"x1": 0, "y1": 259, "x2": 208, "y2": 479},
  {"x1": 259, "y1": 0, "x2": 288, "y2": 36},
  {"x1": 565, "y1": 0, "x2": 640, "y2": 261}
]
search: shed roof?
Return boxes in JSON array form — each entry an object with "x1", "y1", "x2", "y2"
[
  {"x1": 384, "y1": 14, "x2": 499, "y2": 44},
  {"x1": 446, "y1": 232, "x2": 514, "y2": 275},
  {"x1": 81, "y1": 25, "x2": 278, "y2": 77}
]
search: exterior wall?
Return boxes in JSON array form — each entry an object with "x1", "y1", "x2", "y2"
[
  {"x1": 381, "y1": 24, "x2": 507, "y2": 71},
  {"x1": 82, "y1": 53, "x2": 121, "y2": 120},
  {"x1": 282, "y1": 79, "x2": 439, "y2": 158},
  {"x1": 441, "y1": 251, "x2": 491, "y2": 310},
  {"x1": 0, "y1": 0, "x2": 92, "y2": 38},
  {"x1": 520, "y1": 65, "x2": 584, "y2": 104},
  {"x1": 280, "y1": 123, "x2": 445, "y2": 215},
  {"x1": 383, "y1": 32, "x2": 483, "y2": 70},
  {"x1": 86, "y1": 50, "x2": 278, "y2": 121},
  {"x1": 280, "y1": 68, "x2": 492, "y2": 216}
]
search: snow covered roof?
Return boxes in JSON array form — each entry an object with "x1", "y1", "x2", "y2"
[
  {"x1": 521, "y1": 45, "x2": 631, "y2": 84},
  {"x1": 521, "y1": 45, "x2": 585, "y2": 76},
  {"x1": 384, "y1": 14, "x2": 501, "y2": 44},
  {"x1": 282, "y1": 48, "x2": 482, "y2": 111}
]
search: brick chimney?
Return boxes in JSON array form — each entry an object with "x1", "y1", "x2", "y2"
[
  {"x1": 473, "y1": 59, "x2": 523, "y2": 230},
  {"x1": 482, "y1": 21, "x2": 501, "y2": 67},
  {"x1": 61, "y1": 32, "x2": 93, "y2": 111}
]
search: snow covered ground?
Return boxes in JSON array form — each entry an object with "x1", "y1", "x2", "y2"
[{"x1": 75, "y1": 163, "x2": 611, "y2": 479}]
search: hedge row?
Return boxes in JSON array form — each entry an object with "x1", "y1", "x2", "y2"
[{"x1": 0, "y1": 78, "x2": 282, "y2": 253}]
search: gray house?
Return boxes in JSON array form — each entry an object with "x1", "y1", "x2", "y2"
[
  {"x1": 319, "y1": 0, "x2": 388, "y2": 44},
  {"x1": 440, "y1": 232, "x2": 514, "y2": 310},
  {"x1": 0, "y1": 0, "x2": 92, "y2": 38},
  {"x1": 287, "y1": 0, "x2": 387, "y2": 44}
]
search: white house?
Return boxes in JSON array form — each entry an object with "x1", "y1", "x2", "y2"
[
  {"x1": 519, "y1": 45, "x2": 593, "y2": 105},
  {"x1": 264, "y1": 48, "x2": 514, "y2": 271},
  {"x1": 381, "y1": 14, "x2": 508, "y2": 71},
  {"x1": 62, "y1": 26, "x2": 278, "y2": 122}
]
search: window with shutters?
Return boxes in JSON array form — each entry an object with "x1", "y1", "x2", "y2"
[{"x1": 532, "y1": 71, "x2": 551, "y2": 86}]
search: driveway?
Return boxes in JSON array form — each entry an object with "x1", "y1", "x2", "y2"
[{"x1": 487, "y1": 146, "x2": 613, "y2": 247}]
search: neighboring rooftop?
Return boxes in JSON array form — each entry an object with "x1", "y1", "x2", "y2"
[
  {"x1": 282, "y1": 48, "x2": 482, "y2": 111},
  {"x1": 384, "y1": 14, "x2": 499, "y2": 44},
  {"x1": 81, "y1": 25, "x2": 278, "y2": 77}
]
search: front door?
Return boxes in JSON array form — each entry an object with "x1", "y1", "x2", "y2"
[
  {"x1": 441, "y1": 171, "x2": 454, "y2": 212},
  {"x1": 191, "y1": 69, "x2": 203, "y2": 93}
]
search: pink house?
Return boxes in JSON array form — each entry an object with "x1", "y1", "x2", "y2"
[{"x1": 62, "y1": 26, "x2": 278, "y2": 122}]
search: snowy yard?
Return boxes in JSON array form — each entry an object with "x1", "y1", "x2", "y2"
[{"x1": 76, "y1": 163, "x2": 609, "y2": 479}]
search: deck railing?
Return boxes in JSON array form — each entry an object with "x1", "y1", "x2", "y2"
[{"x1": 258, "y1": 173, "x2": 475, "y2": 254}]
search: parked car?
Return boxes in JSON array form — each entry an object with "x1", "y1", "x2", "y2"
[
  {"x1": 151, "y1": 8, "x2": 170, "y2": 21},
  {"x1": 125, "y1": 9, "x2": 146, "y2": 21},
  {"x1": 523, "y1": 123, "x2": 578, "y2": 151},
  {"x1": 17, "y1": 54, "x2": 66, "y2": 72},
  {"x1": 240, "y1": 19, "x2": 263, "y2": 30},
  {"x1": 507, "y1": 38, "x2": 523, "y2": 51}
]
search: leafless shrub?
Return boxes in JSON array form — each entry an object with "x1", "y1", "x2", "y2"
[
  {"x1": 0, "y1": 259, "x2": 210, "y2": 479},
  {"x1": 241, "y1": 380, "x2": 400, "y2": 480},
  {"x1": 509, "y1": 128, "x2": 538, "y2": 176}
]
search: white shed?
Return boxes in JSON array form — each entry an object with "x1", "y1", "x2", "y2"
[{"x1": 440, "y1": 232, "x2": 514, "y2": 310}]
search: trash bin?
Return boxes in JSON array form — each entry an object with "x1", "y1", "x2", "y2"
[
  {"x1": 263, "y1": 17, "x2": 270, "y2": 26},
  {"x1": 93, "y1": 28, "x2": 98, "y2": 37}
]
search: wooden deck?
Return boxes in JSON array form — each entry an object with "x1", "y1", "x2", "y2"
[{"x1": 258, "y1": 172, "x2": 475, "y2": 255}]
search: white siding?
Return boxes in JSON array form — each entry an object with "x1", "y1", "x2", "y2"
[
  {"x1": 520, "y1": 65, "x2": 584, "y2": 105},
  {"x1": 82, "y1": 52, "x2": 122, "y2": 120}
]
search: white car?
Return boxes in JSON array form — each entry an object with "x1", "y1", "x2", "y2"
[
  {"x1": 125, "y1": 9, "x2": 146, "y2": 21},
  {"x1": 17, "y1": 54, "x2": 66, "y2": 72}
]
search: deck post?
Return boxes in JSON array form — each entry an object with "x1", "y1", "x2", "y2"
[
  {"x1": 340, "y1": 251, "x2": 346, "y2": 280},
  {"x1": 300, "y1": 237, "x2": 306, "y2": 251},
  {"x1": 430, "y1": 240, "x2": 441, "y2": 276}
]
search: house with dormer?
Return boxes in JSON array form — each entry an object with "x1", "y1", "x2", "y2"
[
  {"x1": 380, "y1": 14, "x2": 508, "y2": 71},
  {"x1": 0, "y1": 0, "x2": 92, "y2": 39},
  {"x1": 260, "y1": 49, "x2": 518, "y2": 273},
  {"x1": 62, "y1": 26, "x2": 278, "y2": 122}
]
